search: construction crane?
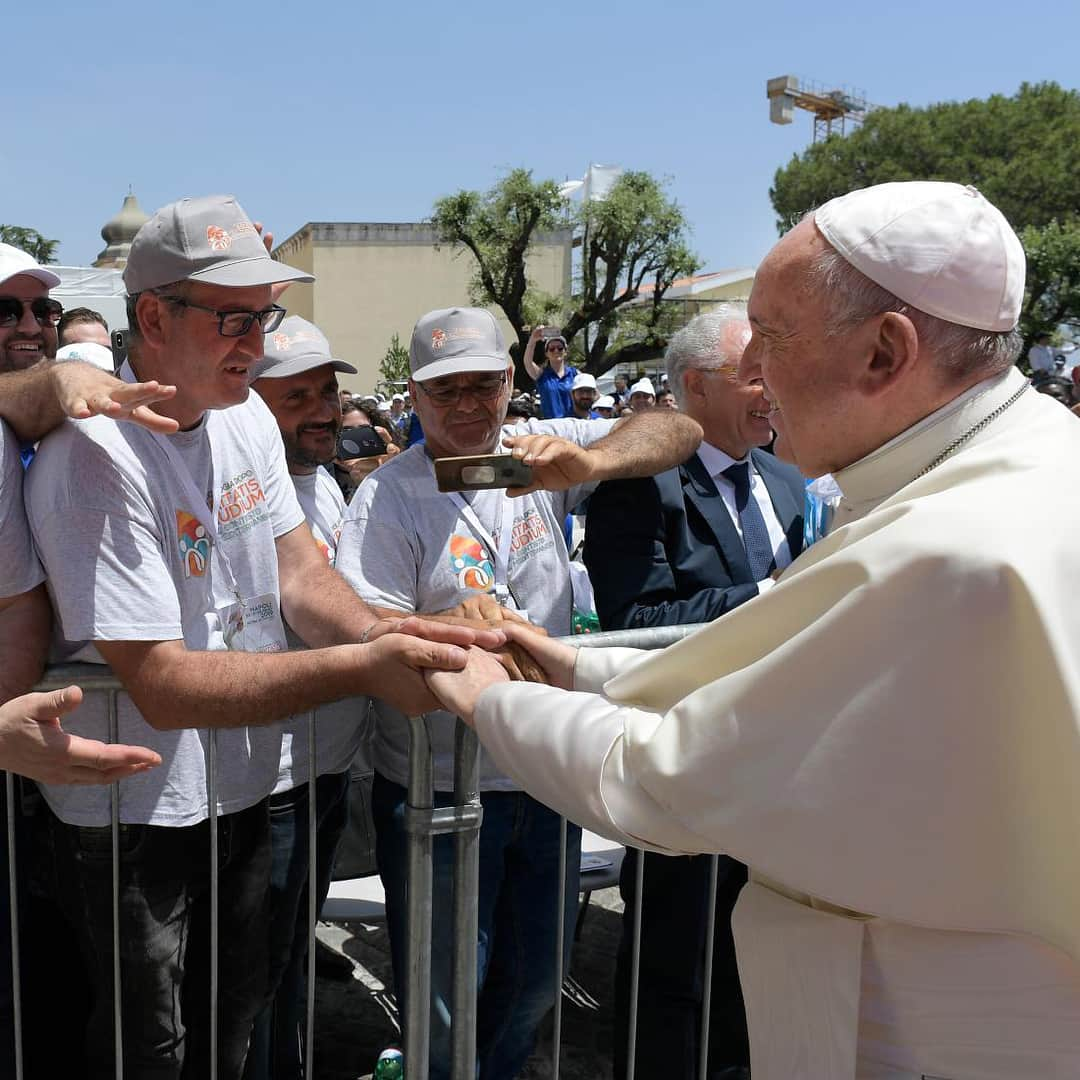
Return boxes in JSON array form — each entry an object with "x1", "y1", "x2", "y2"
[{"x1": 767, "y1": 76, "x2": 871, "y2": 142}]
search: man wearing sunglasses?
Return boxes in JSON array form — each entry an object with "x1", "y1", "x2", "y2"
[
  {"x1": 336, "y1": 306, "x2": 701, "y2": 1080},
  {"x1": 0, "y1": 243, "x2": 64, "y2": 372},
  {"x1": 23, "y1": 198, "x2": 499, "y2": 1079}
]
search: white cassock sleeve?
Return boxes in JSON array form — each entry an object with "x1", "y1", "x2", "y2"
[{"x1": 472, "y1": 499, "x2": 1080, "y2": 964}]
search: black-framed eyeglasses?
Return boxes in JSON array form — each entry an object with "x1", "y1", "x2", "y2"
[
  {"x1": 416, "y1": 372, "x2": 508, "y2": 407},
  {"x1": 0, "y1": 296, "x2": 63, "y2": 328},
  {"x1": 157, "y1": 295, "x2": 287, "y2": 337}
]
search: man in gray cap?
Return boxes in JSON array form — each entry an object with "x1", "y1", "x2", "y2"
[
  {"x1": 335, "y1": 306, "x2": 701, "y2": 1080},
  {"x1": 423, "y1": 182, "x2": 1080, "y2": 1078},
  {"x1": 247, "y1": 317, "x2": 367, "y2": 1080},
  {"x1": 24, "y1": 197, "x2": 497, "y2": 1079}
]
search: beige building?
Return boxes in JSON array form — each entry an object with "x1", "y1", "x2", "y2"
[{"x1": 272, "y1": 222, "x2": 573, "y2": 392}]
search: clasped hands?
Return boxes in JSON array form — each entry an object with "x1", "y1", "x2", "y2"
[{"x1": 368, "y1": 594, "x2": 576, "y2": 723}]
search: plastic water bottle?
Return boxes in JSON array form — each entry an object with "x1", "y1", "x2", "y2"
[{"x1": 374, "y1": 1047, "x2": 404, "y2": 1079}]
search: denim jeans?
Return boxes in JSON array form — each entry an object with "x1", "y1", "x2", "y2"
[
  {"x1": 40, "y1": 798, "x2": 272, "y2": 1080},
  {"x1": 244, "y1": 771, "x2": 351, "y2": 1080},
  {"x1": 372, "y1": 773, "x2": 581, "y2": 1080}
]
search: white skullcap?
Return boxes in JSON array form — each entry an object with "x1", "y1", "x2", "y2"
[{"x1": 814, "y1": 181, "x2": 1025, "y2": 333}]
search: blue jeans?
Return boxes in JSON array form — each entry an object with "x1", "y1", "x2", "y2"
[
  {"x1": 40, "y1": 799, "x2": 272, "y2": 1080},
  {"x1": 244, "y1": 771, "x2": 351, "y2": 1080},
  {"x1": 373, "y1": 773, "x2": 580, "y2": 1080}
]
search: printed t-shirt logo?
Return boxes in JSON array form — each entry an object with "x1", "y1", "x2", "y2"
[
  {"x1": 449, "y1": 535, "x2": 493, "y2": 591},
  {"x1": 176, "y1": 510, "x2": 210, "y2": 578}
]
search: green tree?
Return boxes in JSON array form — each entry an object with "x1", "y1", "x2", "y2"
[
  {"x1": 769, "y1": 82, "x2": 1080, "y2": 351},
  {"x1": 0, "y1": 226, "x2": 59, "y2": 264},
  {"x1": 431, "y1": 168, "x2": 568, "y2": 378},
  {"x1": 430, "y1": 168, "x2": 698, "y2": 382},
  {"x1": 378, "y1": 332, "x2": 411, "y2": 389}
]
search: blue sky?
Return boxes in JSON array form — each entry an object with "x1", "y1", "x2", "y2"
[{"x1": 6, "y1": 0, "x2": 1078, "y2": 274}]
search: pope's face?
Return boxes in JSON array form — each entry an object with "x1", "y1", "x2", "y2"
[{"x1": 740, "y1": 219, "x2": 860, "y2": 477}]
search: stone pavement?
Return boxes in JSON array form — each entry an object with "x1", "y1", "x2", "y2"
[{"x1": 310, "y1": 886, "x2": 624, "y2": 1079}]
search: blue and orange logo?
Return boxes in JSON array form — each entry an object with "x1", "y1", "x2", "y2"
[
  {"x1": 449, "y1": 535, "x2": 492, "y2": 592},
  {"x1": 176, "y1": 510, "x2": 211, "y2": 578}
]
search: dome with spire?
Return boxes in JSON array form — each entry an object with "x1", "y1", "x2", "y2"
[{"x1": 93, "y1": 190, "x2": 149, "y2": 269}]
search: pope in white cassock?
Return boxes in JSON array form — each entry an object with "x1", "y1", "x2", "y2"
[{"x1": 424, "y1": 181, "x2": 1080, "y2": 1080}]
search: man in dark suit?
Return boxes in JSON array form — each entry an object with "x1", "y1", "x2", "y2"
[{"x1": 583, "y1": 308, "x2": 804, "y2": 1080}]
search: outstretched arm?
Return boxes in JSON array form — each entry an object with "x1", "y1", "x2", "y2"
[
  {"x1": 0, "y1": 361, "x2": 178, "y2": 443},
  {"x1": 502, "y1": 408, "x2": 702, "y2": 496},
  {"x1": 521, "y1": 327, "x2": 545, "y2": 382}
]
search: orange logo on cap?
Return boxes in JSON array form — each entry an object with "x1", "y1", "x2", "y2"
[
  {"x1": 431, "y1": 329, "x2": 447, "y2": 350},
  {"x1": 207, "y1": 225, "x2": 232, "y2": 251},
  {"x1": 272, "y1": 332, "x2": 291, "y2": 350}
]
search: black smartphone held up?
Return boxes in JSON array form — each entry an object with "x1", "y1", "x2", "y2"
[
  {"x1": 337, "y1": 425, "x2": 386, "y2": 460},
  {"x1": 111, "y1": 328, "x2": 128, "y2": 371},
  {"x1": 434, "y1": 454, "x2": 534, "y2": 492}
]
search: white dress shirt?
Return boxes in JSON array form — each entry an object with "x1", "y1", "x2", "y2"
[{"x1": 695, "y1": 442, "x2": 793, "y2": 593}]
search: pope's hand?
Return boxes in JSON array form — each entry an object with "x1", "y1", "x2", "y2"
[
  {"x1": 424, "y1": 646, "x2": 510, "y2": 725},
  {"x1": 51, "y1": 362, "x2": 179, "y2": 434},
  {"x1": 500, "y1": 623, "x2": 578, "y2": 691},
  {"x1": 501, "y1": 433, "x2": 593, "y2": 497}
]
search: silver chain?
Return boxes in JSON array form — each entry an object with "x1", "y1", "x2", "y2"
[{"x1": 912, "y1": 383, "x2": 1029, "y2": 481}]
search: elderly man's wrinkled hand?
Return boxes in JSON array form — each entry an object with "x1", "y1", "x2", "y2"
[
  {"x1": 438, "y1": 594, "x2": 547, "y2": 634},
  {"x1": 368, "y1": 614, "x2": 507, "y2": 653},
  {"x1": 492, "y1": 641, "x2": 550, "y2": 684},
  {"x1": 500, "y1": 433, "x2": 593, "y2": 497},
  {"x1": 51, "y1": 362, "x2": 179, "y2": 434}
]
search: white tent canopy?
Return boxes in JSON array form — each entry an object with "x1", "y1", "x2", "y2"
[{"x1": 49, "y1": 265, "x2": 128, "y2": 331}]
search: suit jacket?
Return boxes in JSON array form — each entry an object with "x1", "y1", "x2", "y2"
[{"x1": 583, "y1": 447, "x2": 804, "y2": 630}]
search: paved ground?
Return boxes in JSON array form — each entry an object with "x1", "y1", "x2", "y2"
[{"x1": 311, "y1": 887, "x2": 624, "y2": 1079}]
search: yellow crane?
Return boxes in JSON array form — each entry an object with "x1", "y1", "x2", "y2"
[{"x1": 767, "y1": 76, "x2": 871, "y2": 142}]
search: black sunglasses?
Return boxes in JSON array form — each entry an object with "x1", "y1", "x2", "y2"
[{"x1": 0, "y1": 296, "x2": 63, "y2": 328}]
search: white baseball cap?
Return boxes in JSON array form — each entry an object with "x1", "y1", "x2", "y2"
[
  {"x1": 630, "y1": 378, "x2": 656, "y2": 397},
  {"x1": 571, "y1": 372, "x2": 598, "y2": 392},
  {"x1": 594, "y1": 395, "x2": 615, "y2": 410},
  {"x1": 56, "y1": 342, "x2": 114, "y2": 371},
  {"x1": 0, "y1": 243, "x2": 61, "y2": 290},
  {"x1": 814, "y1": 181, "x2": 1024, "y2": 333}
]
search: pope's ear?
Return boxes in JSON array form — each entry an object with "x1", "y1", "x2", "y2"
[{"x1": 863, "y1": 311, "x2": 919, "y2": 394}]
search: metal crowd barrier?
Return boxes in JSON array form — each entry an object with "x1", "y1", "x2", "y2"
[{"x1": 11, "y1": 623, "x2": 710, "y2": 1080}]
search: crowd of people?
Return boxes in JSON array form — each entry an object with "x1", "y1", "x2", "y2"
[{"x1": 1, "y1": 178, "x2": 1080, "y2": 1080}]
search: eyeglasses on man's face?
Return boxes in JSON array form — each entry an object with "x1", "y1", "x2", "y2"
[
  {"x1": 157, "y1": 295, "x2": 287, "y2": 338},
  {"x1": 0, "y1": 296, "x2": 63, "y2": 328},
  {"x1": 416, "y1": 372, "x2": 508, "y2": 407}
]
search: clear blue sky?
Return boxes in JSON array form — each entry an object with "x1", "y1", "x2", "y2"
[{"x1": 6, "y1": 0, "x2": 1079, "y2": 274}]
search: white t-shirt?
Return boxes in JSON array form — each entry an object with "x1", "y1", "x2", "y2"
[
  {"x1": 275, "y1": 468, "x2": 369, "y2": 793},
  {"x1": 1, "y1": 421, "x2": 44, "y2": 600},
  {"x1": 25, "y1": 391, "x2": 305, "y2": 827},
  {"x1": 337, "y1": 417, "x2": 614, "y2": 791}
]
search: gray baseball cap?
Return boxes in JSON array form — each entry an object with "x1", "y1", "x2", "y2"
[
  {"x1": 250, "y1": 316, "x2": 356, "y2": 380},
  {"x1": 123, "y1": 194, "x2": 315, "y2": 294},
  {"x1": 409, "y1": 307, "x2": 508, "y2": 381}
]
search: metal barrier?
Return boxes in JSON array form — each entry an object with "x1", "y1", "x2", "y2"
[{"x1": 11, "y1": 623, "x2": 713, "y2": 1079}]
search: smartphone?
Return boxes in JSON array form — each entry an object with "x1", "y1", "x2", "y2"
[
  {"x1": 337, "y1": 425, "x2": 386, "y2": 460},
  {"x1": 434, "y1": 454, "x2": 534, "y2": 492},
  {"x1": 110, "y1": 327, "x2": 128, "y2": 371}
]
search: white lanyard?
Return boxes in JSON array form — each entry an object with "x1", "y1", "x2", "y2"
[
  {"x1": 446, "y1": 490, "x2": 517, "y2": 606},
  {"x1": 119, "y1": 362, "x2": 243, "y2": 602}
]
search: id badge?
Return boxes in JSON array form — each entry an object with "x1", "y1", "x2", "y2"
[{"x1": 217, "y1": 592, "x2": 287, "y2": 653}]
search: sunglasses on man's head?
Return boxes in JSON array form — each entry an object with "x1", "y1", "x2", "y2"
[{"x1": 0, "y1": 296, "x2": 63, "y2": 328}]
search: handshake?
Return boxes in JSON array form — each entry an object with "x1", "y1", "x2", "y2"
[{"x1": 412, "y1": 593, "x2": 578, "y2": 725}]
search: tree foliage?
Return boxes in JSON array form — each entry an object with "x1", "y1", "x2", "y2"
[
  {"x1": 430, "y1": 168, "x2": 698, "y2": 382},
  {"x1": 770, "y1": 82, "x2": 1080, "y2": 349},
  {"x1": 378, "y1": 332, "x2": 411, "y2": 388},
  {"x1": 0, "y1": 226, "x2": 59, "y2": 264}
]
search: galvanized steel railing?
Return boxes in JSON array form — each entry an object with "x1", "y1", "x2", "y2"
[{"x1": 11, "y1": 623, "x2": 709, "y2": 1080}]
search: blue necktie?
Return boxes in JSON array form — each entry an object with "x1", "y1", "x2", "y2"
[{"x1": 723, "y1": 462, "x2": 775, "y2": 580}]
